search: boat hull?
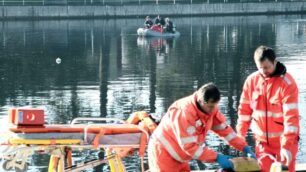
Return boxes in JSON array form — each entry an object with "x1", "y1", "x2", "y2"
[{"x1": 137, "y1": 28, "x2": 180, "y2": 37}]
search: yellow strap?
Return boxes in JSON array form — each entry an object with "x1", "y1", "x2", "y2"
[
  {"x1": 106, "y1": 149, "x2": 126, "y2": 172},
  {"x1": 9, "y1": 138, "x2": 81, "y2": 145},
  {"x1": 115, "y1": 153, "x2": 126, "y2": 172},
  {"x1": 48, "y1": 155, "x2": 56, "y2": 172},
  {"x1": 57, "y1": 156, "x2": 65, "y2": 172},
  {"x1": 48, "y1": 155, "x2": 65, "y2": 172},
  {"x1": 106, "y1": 149, "x2": 117, "y2": 172}
]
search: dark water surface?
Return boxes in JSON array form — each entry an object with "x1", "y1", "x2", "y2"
[{"x1": 0, "y1": 15, "x2": 306, "y2": 171}]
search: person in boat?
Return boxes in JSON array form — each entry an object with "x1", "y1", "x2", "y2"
[
  {"x1": 148, "y1": 83, "x2": 256, "y2": 172},
  {"x1": 144, "y1": 16, "x2": 153, "y2": 29},
  {"x1": 236, "y1": 45, "x2": 299, "y2": 172},
  {"x1": 154, "y1": 15, "x2": 165, "y2": 26},
  {"x1": 164, "y1": 18, "x2": 175, "y2": 33}
]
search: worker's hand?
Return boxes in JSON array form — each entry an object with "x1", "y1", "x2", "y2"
[
  {"x1": 216, "y1": 154, "x2": 233, "y2": 170},
  {"x1": 280, "y1": 148, "x2": 292, "y2": 166},
  {"x1": 243, "y1": 146, "x2": 256, "y2": 159}
]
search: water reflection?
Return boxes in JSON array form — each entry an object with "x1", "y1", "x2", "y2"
[
  {"x1": 0, "y1": 15, "x2": 306, "y2": 171},
  {"x1": 137, "y1": 37, "x2": 178, "y2": 57}
]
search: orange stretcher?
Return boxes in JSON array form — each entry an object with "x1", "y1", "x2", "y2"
[{"x1": 0, "y1": 108, "x2": 157, "y2": 172}]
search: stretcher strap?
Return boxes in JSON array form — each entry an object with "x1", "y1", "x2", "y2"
[
  {"x1": 93, "y1": 128, "x2": 105, "y2": 149},
  {"x1": 139, "y1": 126, "x2": 149, "y2": 172},
  {"x1": 65, "y1": 147, "x2": 73, "y2": 167},
  {"x1": 83, "y1": 124, "x2": 106, "y2": 148},
  {"x1": 138, "y1": 127, "x2": 149, "y2": 157}
]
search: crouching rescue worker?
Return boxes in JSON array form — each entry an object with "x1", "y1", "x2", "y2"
[
  {"x1": 236, "y1": 45, "x2": 299, "y2": 172},
  {"x1": 148, "y1": 83, "x2": 256, "y2": 172}
]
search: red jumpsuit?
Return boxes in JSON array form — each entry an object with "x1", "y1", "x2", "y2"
[
  {"x1": 148, "y1": 93, "x2": 247, "y2": 172},
  {"x1": 237, "y1": 62, "x2": 299, "y2": 172}
]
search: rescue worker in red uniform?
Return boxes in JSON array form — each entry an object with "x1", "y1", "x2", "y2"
[
  {"x1": 236, "y1": 46, "x2": 299, "y2": 172},
  {"x1": 148, "y1": 83, "x2": 255, "y2": 172}
]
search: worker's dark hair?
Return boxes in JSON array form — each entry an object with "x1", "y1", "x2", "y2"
[
  {"x1": 254, "y1": 45, "x2": 276, "y2": 63},
  {"x1": 197, "y1": 83, "x2": 220, "y2": 103}
]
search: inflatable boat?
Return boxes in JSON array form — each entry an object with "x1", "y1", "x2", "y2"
[{"x1": 137, "y1": 28, "x2": 180, "y2": 37}]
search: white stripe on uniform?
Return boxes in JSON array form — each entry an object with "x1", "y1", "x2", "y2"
[
  {"x1": 284, "y1": 126, "x2": 298, "y2": 134},
  {"x1": 283, "y1": 103, "x2": 298, "y2": 112},
  {"x1": 180, "y1": 136, "x2": 198, "y2": 145},
  {"x1": 224, "y1": 132, "x2": 237, "y2": 142},
  {"x1": 212, "y1": 123, "x2": 227, "y2": 131},
  {"x1": 156, "y1": 134, "x2": 185, "y2": 163},
  {"x1": 238, "y1": 115, "x2": 252, "y2": 122},
  {"x1": 192, "y1": 144, "x2": 206, "y2": 159},
  {"x1": 253, "y1": 110, "x2": 283, "y2": 118}
]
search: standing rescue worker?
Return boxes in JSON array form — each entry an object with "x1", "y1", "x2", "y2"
[
  {"x1": 148, "y1": 83, "x2": 255, "y2": 172},
  {"x1": 236, "y1": 46, "x2": 299, "y2": 172}
]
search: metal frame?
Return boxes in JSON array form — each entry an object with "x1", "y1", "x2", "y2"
[{"x1": 0, "y1": 0, "x2": 302, "y2": 6}]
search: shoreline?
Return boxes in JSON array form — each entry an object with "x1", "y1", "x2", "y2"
[{"x1": 1, "y1": 2, "x2": 306, "y2": 20}]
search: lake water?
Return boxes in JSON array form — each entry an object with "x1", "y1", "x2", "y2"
[{"x1": 0, "y1": 15, "x2": 306, "y2": 171}]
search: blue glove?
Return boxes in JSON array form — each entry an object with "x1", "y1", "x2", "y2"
[
  {"x1": 216, "y1": 154, "x2": 233, "y2": 170},
  {"x1": 243, "y1": 146, "x2": 256, "y2": 159}
]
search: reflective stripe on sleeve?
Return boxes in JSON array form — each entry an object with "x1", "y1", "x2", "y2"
[
  {"x1": 224, "y1": 132, "x2": 237, "y2": 142},
  {"x1": 238, "y1": 115, "x2": 252, "y2": 122},
  {"x1": 240, "y1": 98, "x2": 250, "y2": 104},
  {"x1": 282, "y1": 76, "x2": 292, "y2": 85},
  {"x1": 192, "y1": 143, "x2": 206, "y2": 159},
  {"x1": 284, "y1": 126, "x2": 299, "y2": 134},
  {"x1": 212, "y1": 123, "x2": 227, "y2": 131},
  {"x1": 180, "y1": 136, "x2": 198, "y2": 145},
  {"x1": 283, "y1": 103, "x2": 298, "y2": 112}
]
